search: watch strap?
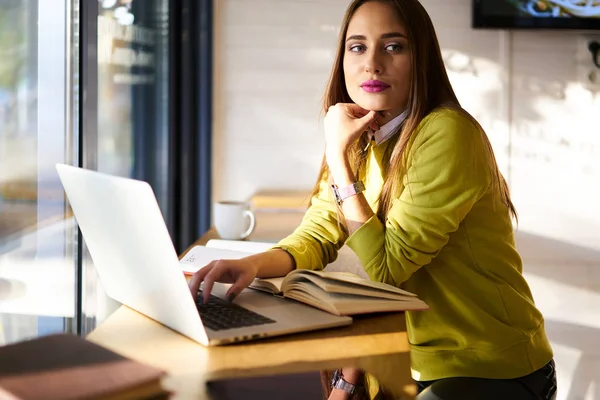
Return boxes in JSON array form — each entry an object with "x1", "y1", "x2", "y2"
[
  {"x1": 330, "y1": 369, "x2": 363, "y2": 396},
  {"x1": 331, "y1": 181, "x2": 365, "y2": 205}
]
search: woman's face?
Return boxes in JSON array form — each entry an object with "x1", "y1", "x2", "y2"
[{"x1": 343, "y1": 1, "x2": 412, "y2": 120}]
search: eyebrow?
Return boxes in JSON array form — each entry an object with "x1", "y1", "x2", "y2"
[{"x1": 346, "y1": 32, "x2": 407, "y2": 42}]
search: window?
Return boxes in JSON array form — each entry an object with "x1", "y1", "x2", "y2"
[{"x1": 0, "y1": 0, "x2": 79, "y2": 344}]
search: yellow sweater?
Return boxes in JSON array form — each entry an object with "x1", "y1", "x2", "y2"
[{"x1": 276, "y1": 108, "x2": 553, "y2": 382}]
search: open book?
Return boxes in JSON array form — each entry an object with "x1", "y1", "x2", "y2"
[{"x1": 180, "y1": 240, "x2": 429, "y2": 316}]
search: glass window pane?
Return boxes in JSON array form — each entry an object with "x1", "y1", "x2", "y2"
[
  {"x1": 85, "y1": 0, "x2": 172, "y2": 329},
  {"x1": 0, "y1": 0, "x2": 78, "y2": 344},
  {"x1": 97, "y1": 0, "x2": 171, "y2": 199}
]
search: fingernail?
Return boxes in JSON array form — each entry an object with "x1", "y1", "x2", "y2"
[{"x1": 227, "y1": 293, "x2": 236, "y2": 303}]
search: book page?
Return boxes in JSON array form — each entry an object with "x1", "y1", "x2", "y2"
[
  {"x1": 320, "y1": 292, "x2": 429, "y2": 315},
  {"x1": 248, "y1": 277, "x2": 285, "y2": 295},
  {"x1": 284, "y1": 270, "x2": 417, "y2": 297},
  {"x1": 205, "y1": 239, "x2": 276, "y2": 254},
  {"x1": 282, "y1": 283, "x2": 340, "y2": 315},
  {"x1": 179, "y1": 246, "x2": 253, "y2": 274},
  {"x1": 284, "y1": 281, "x2": 429, "y2": 316},
  {"x1": 286, "y1": 274, "x2": 412, "y2": 301}
]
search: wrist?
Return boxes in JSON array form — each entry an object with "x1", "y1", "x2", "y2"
[
  {"x1": 325, "y1": 148, "x2": 349, "y2": 167},
  {"x1": 331, "y1": 181, "x2": 365, "y2": 206},
  {"x1": 330, "y1": 171, "x2": 356, "y2": 188},
  {"x1": 341, "y1": 368, "x2": 362, "y2": 385},
  {"x1": 332, "y1": 175, "x2": 356, "y2": 188},
  {"x1": 249, "y1": 249, "x2": 293, "y2": 278},
  {"x1": 330, "y1": 369, "x2": 365, "y2": 399},
  {"x1": 327, "y1": 157, "x2": 354, "y2": 186},
  {"x1": 244, "y1": 255, "x2": 262, "y2": 277},
  {"x1": 329, "y1": 388, "x2": 351, "y2": 400}
]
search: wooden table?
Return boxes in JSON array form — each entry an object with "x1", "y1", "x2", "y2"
[{"x1": 87, "y1": 210, "x2": 415, "y2": 399}]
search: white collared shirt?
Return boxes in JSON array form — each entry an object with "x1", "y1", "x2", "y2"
[{"x1": 369, "y1": 109, "x2": 409, "y2": 145}]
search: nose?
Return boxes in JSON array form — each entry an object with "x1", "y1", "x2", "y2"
[{"x1": 365, "y1": 49, "x2": 383, "y2": 74}]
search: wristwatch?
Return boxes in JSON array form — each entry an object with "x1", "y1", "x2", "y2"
[
  {"x1": 330, "y1": 369, "x2": 365, "y2": 397},
  {"x1": 331, "y1": 181, "x2": 365, "y2": 206}
]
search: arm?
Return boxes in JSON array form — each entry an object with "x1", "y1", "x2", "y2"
[
  {"x1": 321, "y1": 103, "x2": 379, "y2": 235},
  {"x1": 274, "y1": 172, "x2": 348, "y2": 270},
  {"x1": 327, "y1": 153, "x2": 373, "y2": 235},
  {"x1": 335, "y1": 112, "x2": 493, "y2": 286},
  {"x1": 250, "y1": 249, "x2": 295, "y2": 278}
]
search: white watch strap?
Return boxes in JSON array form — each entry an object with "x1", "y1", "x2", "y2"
[
  {"x1": 339, "y1": 181, "x2": 365, "y2": 199},
  {"x1": 332, "y1": 181, "x2": 365, "y2": 205}
]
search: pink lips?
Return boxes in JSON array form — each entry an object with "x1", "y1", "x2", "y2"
[{"x1": 360, "y1": 80, "x2": 390, "y2": 93}]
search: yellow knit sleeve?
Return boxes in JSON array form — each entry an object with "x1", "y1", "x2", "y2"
[
  {"x1": 273, "y1": 171, "x2": 348, "y2": 271},
  {"x1": 346, "y1": 110, "x2": 493, "y2": 286}
]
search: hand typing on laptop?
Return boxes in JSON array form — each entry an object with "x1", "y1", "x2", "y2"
[{"x1": 188, "y1": 249, "x2": 295, "y2": 304}]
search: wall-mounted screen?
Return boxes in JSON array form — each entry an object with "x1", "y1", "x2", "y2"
[{"x1": 473, "y1": 0, "x2": 600, "y2": 30}]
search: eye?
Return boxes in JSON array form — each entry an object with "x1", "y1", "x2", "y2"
[
  {"x1": 385, "y1": 43, "x2": 404, "y2": 52},
  {"x1": 348, "y1": 44, "x2": 366, "y2": 53}
]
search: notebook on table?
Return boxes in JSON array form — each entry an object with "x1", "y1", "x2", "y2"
[{"x1": 0, "y1": 333, "x2": 167, "y2": 400}]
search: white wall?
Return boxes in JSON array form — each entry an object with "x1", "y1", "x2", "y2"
[{"x1": 213, "y1": 0, "x2": 600, "y2": 250}]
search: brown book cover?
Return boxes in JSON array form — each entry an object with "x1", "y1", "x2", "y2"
[{"x1": 0, "y1": 333, "x2": 168, "y2": 400}]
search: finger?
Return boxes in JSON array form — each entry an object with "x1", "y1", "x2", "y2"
[
  {"x1": 344, "y1": 103, "x2": 370, "y2": 117},
  {"x1": 358, "y1": 110, "x2": 377, "y2": 130},
  {"x1": 188, "y1": 272, "x2": 201, "y2": 295},
  {"x1": 188, "y1": 262, "x2": 213, "y2": 295},
  {"x1": 201, "y1": 261, "x2": 222, "y2": 304},
  {"x1": 369, "y1": 119, "x2": 380, "y2": 131},
  {"x1": 361, "y1": 109, "x2": 377, "y2": 121},
  {"x1": 225, "y1": 273, "x2": 255, "y2": 302}
]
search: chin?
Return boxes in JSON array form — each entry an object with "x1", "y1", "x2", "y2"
[
  {"x1": 351, "y1": 94, "x2": 394, "y2": 112},
  {"x1": 356, "y1": 100, "x2": 390, "y2": 112}
]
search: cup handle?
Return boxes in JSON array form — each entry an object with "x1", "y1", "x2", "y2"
[{"x1": 240, "y1": 210, "x2": 256, "y2": 240}]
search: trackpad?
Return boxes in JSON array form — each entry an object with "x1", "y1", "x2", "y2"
[{"x1": 206, "y1": 371, "x2": 324, "y2": 400}]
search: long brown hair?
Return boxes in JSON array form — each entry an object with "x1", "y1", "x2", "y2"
[{"x1": 312, "y1": 0, "x2": 517, "y2": 223}]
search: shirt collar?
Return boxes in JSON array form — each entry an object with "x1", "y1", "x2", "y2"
[{"x1": 369, "y1": 109, "x2": 409, "y2": 145}]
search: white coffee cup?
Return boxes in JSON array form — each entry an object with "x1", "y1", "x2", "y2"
[{"x1": 213, "y1": 201, "x2": 256, "y2": 240}]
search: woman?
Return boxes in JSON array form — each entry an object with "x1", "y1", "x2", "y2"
[{"x1": 190, "y1": 0, "x2": 557, "y2": 399}]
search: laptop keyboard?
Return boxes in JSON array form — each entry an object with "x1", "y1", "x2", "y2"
[{"x1": 195, "y1": 291, "x2": 276, "y2": 331}]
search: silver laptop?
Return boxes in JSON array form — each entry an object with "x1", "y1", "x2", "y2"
[{"x1": 55, "y1": 164, "x2": 351, "y2": 346}]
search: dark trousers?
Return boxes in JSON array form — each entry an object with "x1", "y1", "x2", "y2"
[{"x1": 416, "y1": 360, "x2": 557, "y2": 400}]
